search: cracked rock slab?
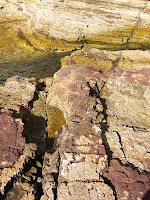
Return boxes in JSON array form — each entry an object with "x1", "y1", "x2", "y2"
[
  {"x1": 104, "y1": 159, "x2": 150, "y2": 200},
  {"x1": 57, "y1": 182, "x2": 115, "y2": 200},
  {"x1": 101, "y1": 67, "x2": 150, "y2": 172}
]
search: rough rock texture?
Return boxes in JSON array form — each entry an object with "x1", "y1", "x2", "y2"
[
  {"x1": 104, "y1": 160, "x2": 150, "y2": 200},
  {"x1": 0, "y1": 109, "x2": 25, "y2": 168},
  {"x1": 45, "y1": 62, "x2": 150, "y2": 199},
  {"x1": 0, "y1": 0, "x2": 150, "y2": 60},
  {"x1": 101, "y1": 68, "x2": 150, "y2": 172},
  {"x1": 46, "y1": 64, "x2": 115, "y2": 199},
  {"x1": 0, "y1": 111, "x2": 37, "y2": 195},
  {"x1": 61, "y1": 48, "x2": 150, "y2": 70},
  {"x1": 0, "y1": 75, "x2": 36, "y2": 111}
]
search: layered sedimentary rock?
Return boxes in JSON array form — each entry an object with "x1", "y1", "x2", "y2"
[
  {"x1": 61, "y1": 48, "x2": 150, "y2": 71},
  {"x1": 0, "y1": 0, "x2": 150, "y2": 60}
]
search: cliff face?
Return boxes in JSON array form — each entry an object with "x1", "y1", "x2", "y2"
[{"x1": 0, "y1": 0, "x2": 150, "y2": 60}]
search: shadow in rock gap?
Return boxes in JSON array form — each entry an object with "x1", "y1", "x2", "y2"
[
  {"x1": 20, "y1": 107, "x2": 46, "y2": 154},
  {"x1": 142, "y1": 189, "x2": 150, "y2": 200}
]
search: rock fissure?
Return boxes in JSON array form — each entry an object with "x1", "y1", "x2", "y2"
[{"x1": 123, "y1": 1, "x2": 149, "y2": 45}]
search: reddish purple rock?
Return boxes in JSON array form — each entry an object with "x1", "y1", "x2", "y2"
[
  {"x1": 104, "y1": 159, "x2": 150, "y2": 200},
  {"x1": 0, "y1": 109, "x2": 25, "y2": 168}
]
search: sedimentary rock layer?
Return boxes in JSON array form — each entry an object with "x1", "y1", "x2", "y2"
[
  {"x1": 61, "y1": 48, "x2": 150, "y2": 70},
  {"x1": 0, "y1": 0, "x2": 150, "y2": 59}
]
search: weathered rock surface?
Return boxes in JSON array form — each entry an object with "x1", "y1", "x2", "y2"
[
  {"x1": 0, "y1": 49, "x2": 150, "y2": 199},
  {"x1": 101, "y1": 67, "x2": 150, "y2": 172},
  {"x1": 104, "y1": 160, "x2": 150, "y2": 200},
  {"x1": 45, "y1": 62, "x2": 150, "y2": 199},
  {"x1": 0, "y1": 109, "x2": 37, "y2": 195},
  {"x1": 0, "y1": 75, "x2": 36, "y2": 111},
  {"x1": 61, "y1": 48, "x2": 150, "y2": 70},
  {"x1": 0, "y1": 109, "x2": 25, "y2": 168},
  {"x1": 45, "y1": 64, "x2": 115, "y2": 199},
  {"x1": 0, "y1": 0, "x2": 150, "y2": 60}
]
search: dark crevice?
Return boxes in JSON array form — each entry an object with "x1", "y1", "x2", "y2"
[
  {"x1": 87, "y1": 80, "x2": 113, "y2": 166},
  {"x1": 142, "y1": 189, "x2": 150, "y2": 200},
  {"x1": 101, "y1": 175, "x2": 117, "y2": 200},
  {"x1": 28, "y1": 81, "x2": 46, "y2": 109},
  {"x1": 52, "y1": 152, "x2": 60, "y2": 200},
  {"x1": 1, "y1": 156, "x2": 44, "y2": 200},
  {"x1": 115, "y1": 131, "x2": 127, "y2": 160}
]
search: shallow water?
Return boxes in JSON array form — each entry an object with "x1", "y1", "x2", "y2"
[{"x1": 0, "y1": 52, "x2": 71, "y2": 85}]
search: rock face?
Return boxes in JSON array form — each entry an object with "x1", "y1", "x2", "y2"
[
  {"x1": 0, "y1": 0, "x2": 150, "y2": 60},
  {"x1": 45, "y1": 64, "x2": 115, "y2": 199},
  {"x1": 0, "y1": 109, "x2": 37, "y2": 195},
  {"x1": 61, "y1": 48, "x2": 150, "y2": 71},
  {"x1": 0, "y1": 109, "x2": 25, "y2": 168},
  {"x1": 0, "y1": 49, "x2": 150, "y2": 199},
  {"x1": 0, "y1": 75, "x2": 36, "y2": 111},
  {"x1": 104, "y1": 160, "x2": 150, "y2": 200},
  {"x1": 45, "y1": 62, "x2": 150, "y2": 200},
  {"x1": 101, "y1": 68, "x2": 150, "y2": 172}
]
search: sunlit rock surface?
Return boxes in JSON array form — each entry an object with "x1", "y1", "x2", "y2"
[
  {"x1": 0, "y1": 0, "x2": 150, "y2": 60},
  {"x1": 101, "y1": 67, "x2": 150, "y2": 172},
  {"x1": 0, "y1": 49, "x2": 150, "y2": 199},
  {"x1": 45, "y1": 64, "x2": 114, "y2": 199},
  {"x1": 61, "y1": 48, "x2": 150, "y2": 70},
  {"x1": 0, "y1": 75, "x2": 36, "y2": 111}
]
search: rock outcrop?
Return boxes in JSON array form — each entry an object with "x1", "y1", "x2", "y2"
[
  {"x1": 0, "y1": 109, "x2": 25, "y2": 168},
  {"x1": 0, "y1": 0, "x2": 150, "y2": 60},
  {"x1": 61, "y1": 48, "x2": 150, "y2": 71},
  {"x1": 44, "y1": 64, "x2": 115, "y2": 199},
  {"x1": 0, "y1": 49, "x2": 150, "y2": 199},
  {"x1": 0, "y1": 109, "x2": 37, "y2": 196},
  {"x1": 45, "y1": 61, "x2": 150, "y2": 199},
  {"x1": 101, "y1": 67, "x2": 150, "y2": 172}
]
